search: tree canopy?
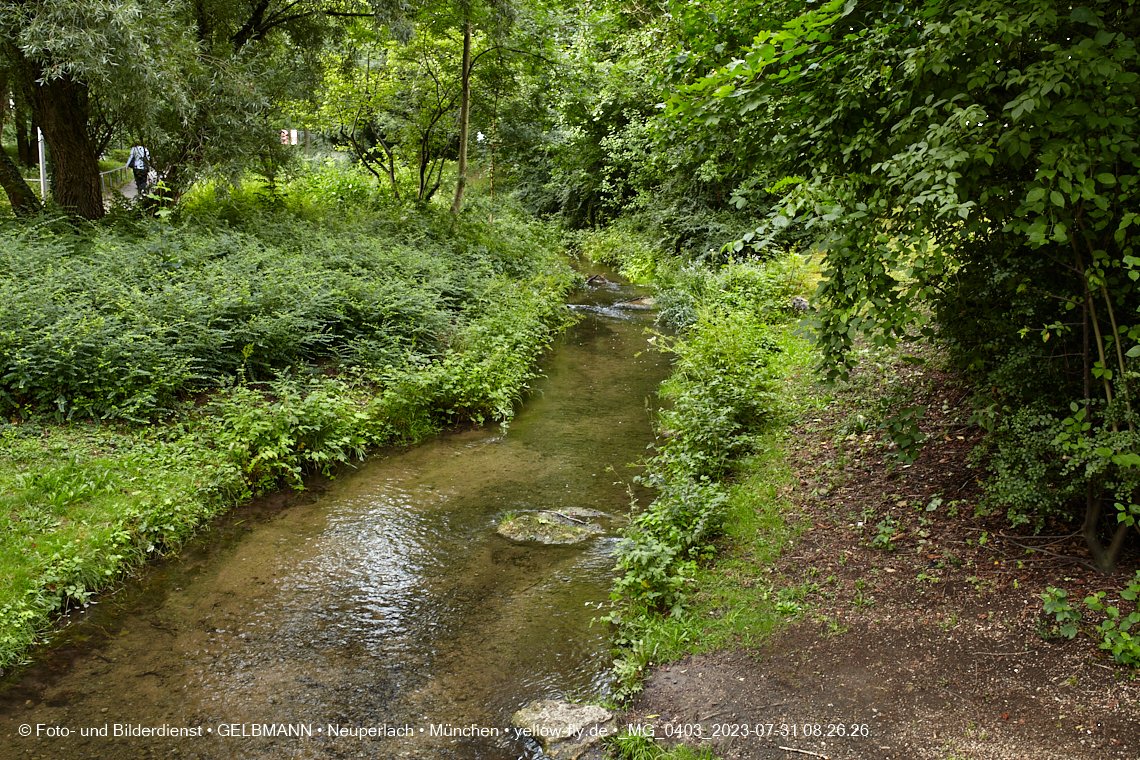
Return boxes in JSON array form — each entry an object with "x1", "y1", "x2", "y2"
[
  {"x1": 662, "y1": 0, "x2": 1140, "y2": 571},
  {"x1": 0, "y1": 0, "x2": 1136, "y2": 569}
]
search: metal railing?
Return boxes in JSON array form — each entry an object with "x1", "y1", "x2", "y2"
[
  {"x1": 18, "y1": 167, "x2": 131, "y2": 201},
  {"x1": 24, "y1": 176, "x2": 48, "y2": 198},
  {"x1": 18, "y1": 166, "x2": 134, "y2": 200},
  {"x1": 101, "y1": 166, "x2": 132, "y2": 195}
]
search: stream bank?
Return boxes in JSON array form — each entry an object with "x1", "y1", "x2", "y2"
[
  {"x1": 1, "y1": 270, "x2": 670, "y2": 760},
  {"x1": 0, "y1": 206, "x2": 575, "y2": 672}
]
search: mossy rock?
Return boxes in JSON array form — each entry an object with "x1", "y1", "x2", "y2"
[{"x1": 496, "y1": 511, "x2": 602, "y2": 545}]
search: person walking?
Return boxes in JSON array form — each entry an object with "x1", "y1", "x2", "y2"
[{"x1": 126, "y1": 144, "x2": 150, "y2": 197}]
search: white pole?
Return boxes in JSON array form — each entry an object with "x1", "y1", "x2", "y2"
[{"x1": 37, "y1": 127, "x2": 47, "y2": 200}]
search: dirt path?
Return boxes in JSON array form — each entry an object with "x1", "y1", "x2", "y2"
[{"x1": 626, "y1": 356, "x2": 1140, "y2": 759}]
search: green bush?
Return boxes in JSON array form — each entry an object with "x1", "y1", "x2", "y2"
[
  {"x1": 574, "y1": 224, "x2": 658, "y2": 279},
  {"x1": 284, "y1": 160, "x2": 379, "y2": 212},
  {"x1": 981, "y1": 400, "x2": 1140, "y2": 531},
  {"x1": 610, "y1": 259, "x2": 800, "y2": 617},
  {"x1": 213, "y1": 376, "x2": 369, "y2": 492},
  {"x1": 650, "y1": 308, "x2": 780, "y2": 482}
]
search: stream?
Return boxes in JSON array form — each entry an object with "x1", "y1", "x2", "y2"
[{"x1": 0, "y1": 271, "x2": 669, "y2": 760}]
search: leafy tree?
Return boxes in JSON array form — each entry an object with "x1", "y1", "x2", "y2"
[
  {"x1": 0, "y1": 0, "x2": 408, "y2": 217},
  {"x1": 533, "y1": 4, "x2": 680, "y2": 226},
  {"x1": 297, "y1": 0, "x2": 546, "y2": 207},
  {"x1": 665, "y1": 0, "x2": 1140, "y2": 571},
  {"x1": 0, "y1": 0, "x2": 197, "y2": 217},
  {"x1": 305, "y1": 23, "x2": 467, "y2": 202},
  {"x1": 534, "y1": 2, "x2": 787, "y2": 257}
]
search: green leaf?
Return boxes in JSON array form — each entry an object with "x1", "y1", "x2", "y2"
[
  {"x1": 1096, "y1": 173, "x2": 1116, "y2": 186},
  {"x1": 1050, "y1": 190, "x2": 1065, "y2": 207},
  {"x1": 1112, "y1": 453, "x2": 1140, "y2": 468},
  {"x1": 1070, "y1": 6, "x2": 1101, "y2": 26}
]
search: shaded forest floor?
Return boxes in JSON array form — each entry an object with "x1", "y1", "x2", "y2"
[{"x1": 623, "y1": 349, "x2": 1140, "y2": 760}]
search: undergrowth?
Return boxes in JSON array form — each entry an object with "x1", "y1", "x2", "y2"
[
  {"x1": 607, "y1": 732, "x2": 718, "y2": 760},
  {"x1": 0, "y1": 189, "x2": 565, "y2": 421},
  {"x1": 1039, "y1": 573, "x2": 1140, "y2": 666},
  {"x1": 585, "y1": 227, "x2": 820, "y2": 699}
]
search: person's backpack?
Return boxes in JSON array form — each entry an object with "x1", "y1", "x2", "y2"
[{"x1": 132, "y1": 148, "x2": 148, "y2": 171}]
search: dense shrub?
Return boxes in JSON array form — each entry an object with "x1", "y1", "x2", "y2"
[{"x1": 0, "y1": 199, "x2": 566, "y2": 421}]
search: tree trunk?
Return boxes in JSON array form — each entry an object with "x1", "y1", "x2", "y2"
[
  {"x1": 450, "y1": 18, "x2": 472, "y2": 216},
  {"x1": 0, "y1": 145, "x2": 42, "y2": 215},
  {"x1": 376, "y1": 134, "x2": 400, "y2": 202},
  {"x1": 418, "y1": 139, "x2": 430, "y2": 201},
  {"x1": 29, "y1": 74, "x2": 104, "y2": 220},
  {"x1": 0, "y1": 71, "x2": 7, "y2": 135},
  {"x1": 15, "y1": 111, "x2": 32, "y2": 167},
  {"x1": 1082, "y1": 486, "x2": 1131, "y2": 574}
]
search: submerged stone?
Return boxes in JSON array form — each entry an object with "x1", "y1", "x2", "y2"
[
  {"x1": 612, "y1": 296, "x2": 655, "y2": 309},
  {"x1": 510, "y1": 699, "x2": 618, "y2": 760},
  {"x1": 496, "y1": 512, "x2": 602, "y2": 544},
  {"x1": 557, "y1": 507, "x2": 606, "y2": 519}
]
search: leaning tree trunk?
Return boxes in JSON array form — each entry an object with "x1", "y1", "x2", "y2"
[
  {"x1": 450, "y1": 17, "x2": 472, "y2": 216},
  {"x1": 0, "y1": 144, "x2": 42, "y2": 215},
  {"x1": 29, "y1": 74, "x2": 104, "y2": 220}
]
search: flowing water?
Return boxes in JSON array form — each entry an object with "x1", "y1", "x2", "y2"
[{"x1": 1, "y1": 272, "x2": 669, "y2": 760}]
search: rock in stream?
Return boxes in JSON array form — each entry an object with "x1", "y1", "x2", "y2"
[
  {"x1": 496, "y1": 510, "x2": 603, "y2": 545},
  {"x1": 511, "y1": 699, "x2": 618, "y2": 759}
]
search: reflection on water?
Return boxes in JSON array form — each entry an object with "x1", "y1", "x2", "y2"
[{"x1": 0, "y1": 270, "x2": 669, "y2": 759}]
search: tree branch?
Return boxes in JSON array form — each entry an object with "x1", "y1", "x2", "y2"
[{"x1": 467, "y1": 44, "x2": 556, "y2": 72}]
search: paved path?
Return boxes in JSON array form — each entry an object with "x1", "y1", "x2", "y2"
[{"x1": 103, "y1": 171, "x2": 143, "y2": 208}]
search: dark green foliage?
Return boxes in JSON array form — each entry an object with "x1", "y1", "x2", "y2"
[
  {"x1": 653, "y1": 255, "x2": 813, "y2": 330},
  {"x1": 983, "y1": 407, "x2": 1083, "y2": 527},
  {"x1": 608, "y1": 258, "x2": 801, "y2": 617},
  {"x1": 516, "y1": 3, "x2": 812, "y2": 267},
  {"x1": 0, "y1": 198, "x2": 561, "y2": 421},
  {"x1": 1041, "y1": 572, "x2": 1140, "y2": 665},
  {"x1": 664, "y1": 0, "x2": 1140, "y2": 568}
]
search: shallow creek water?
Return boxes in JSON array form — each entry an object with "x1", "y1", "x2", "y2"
[{"x1": 1, "y1": 273, "x2": 669, "y2": 760}]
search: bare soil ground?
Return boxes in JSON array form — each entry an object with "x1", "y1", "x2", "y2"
[{"x1": 626, "y1": 357, "x2": 1140, "y2": 760}]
